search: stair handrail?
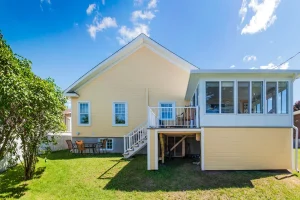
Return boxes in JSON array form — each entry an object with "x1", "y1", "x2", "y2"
[{"x1": 124, "y1": 121, "x2": 147, "y2": 153}]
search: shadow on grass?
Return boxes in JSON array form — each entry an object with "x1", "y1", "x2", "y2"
[
  {"x1": 103, "y1": 155, "x2": 292, "y2": 192},
  {"x1": 44, "y1": 150, "x2": 122, "y2": 160},
  {"x1": 0, "y1": 165, "x2": 46, "y2": 199}
]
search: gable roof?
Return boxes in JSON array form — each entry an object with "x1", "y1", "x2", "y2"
[{"x1": 64, "y1": 34, "x2": 198, "y2": 96}]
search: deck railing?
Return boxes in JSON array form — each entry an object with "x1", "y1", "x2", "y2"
[
  {"x1": 123, "y1": 121, "x2": 147, "y2": 153},
  {"x1": 147, "y1": 106, "x2": 199, "y2": 128}
]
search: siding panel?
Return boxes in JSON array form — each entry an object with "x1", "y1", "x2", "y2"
[{"x1": 204, "y1": 128, "x2": 292, "y2": 170}]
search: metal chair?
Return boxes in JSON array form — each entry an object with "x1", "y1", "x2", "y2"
[
  {"x1": 99, "y1": 139, "x2": 107, "y2": 153},
  {"x1": 66, "y1": 140, "x2": 78, "y2": 153}
]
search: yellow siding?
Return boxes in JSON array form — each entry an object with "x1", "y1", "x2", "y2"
[
  {"x1": 204, "y1": 128, "x2": 292, "y2": 170},
  {"x1": 71, "y1": 47, "x2": 190, "y2": 138}
]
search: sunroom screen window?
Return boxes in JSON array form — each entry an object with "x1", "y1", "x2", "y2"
[
  {"x1": 238, "y1": 82, "x2": 250, "y2": 114},
  {"x1": 160, "y1": 103, "x2": 174, "y2": 120},
  {"x1": 278, "y1": 81, "x2": 288, "y2": 114},
  {"x1": 221, "y1": 81, "x2": 234, "y2": 113},
  {"x1": 206, "y1": 82, "x2": 219, "y2": 113},
  {"x1": 252, "y1": 81, "x2": 263, "y2": 114},
  {"x1": 266, "y1": 82, "x2": 277, "y2": 114}
]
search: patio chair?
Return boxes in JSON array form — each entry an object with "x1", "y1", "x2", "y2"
[
  {"x1": 75, "y1": 140, "x2": 86, "y2": 154},
  {"x1": 66, "y1": 140, "x2": 78, "y2": 153},
  {"x1": 99, "y1": 139, "x2": 107, "y2": 153}
]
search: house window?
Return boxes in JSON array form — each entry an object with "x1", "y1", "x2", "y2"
[
  {"x1": 251, "y1": 81, "x2": 263, "y2": 114},
  {"x1": 278, "y1": 81, "x2": 288, "y2": 114},
  {"x1": 238, "y1": 82, "x2": 250, "y2": 114},
  {"x1": 266, "y1": 82, "x2": 277, "y2": 114},
  {"x1": 206, "y1": 82, "x2": 220, "y2": 113},
  {"x1": 98, "y1": 138, "x2": 113, "y2": 150},
  {"x1": 159, "y1": 102, "x2": 175, "y2": 120},
  {"x1": 221, "y1": 81, "x2": 234, "y2": 113},
  {"x1": 78, "y1": 102, "x2": 90, "y2": 126},
  {"x1": 112, "y1": 102, "x2": 128, "y2": 126}
]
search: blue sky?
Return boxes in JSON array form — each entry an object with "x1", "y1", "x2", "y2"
[{"x1": 1, "y1": 0, "x2": 300, "y2": 102}]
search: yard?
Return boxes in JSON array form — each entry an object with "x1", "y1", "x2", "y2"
[{"x1": 1, "y1": 150, "x2": 300, "y2": 200}]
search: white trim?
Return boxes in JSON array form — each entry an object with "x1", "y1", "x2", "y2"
[
  {"x1": 98, "y1": 138, "x2": 114, "y2": 151},
  {"x1": 64, "y1": 93, "x2": 79, "y2": 97},
  {"x1": 158, "y1": 101, "x2": 176, "y2": 120},
  {"x1": 191, "y1": 69, "x2": 300, "y2": 74},
  {"x1": 201, "y1": 127, "x2": 205, "y2": 171},
  {"x1": 291, "y1": 128, "x2": 294, "y2": 170},
  {"x1": 77, "y1": 101, "x2": 91, "y2": 126},
  {"x1": 147, "y1": 130, "x2": 151, "y2": 170},
  {"x1": 153, "y1": 128, "x2": 201, "y2": 132},
  {"x1": 112, "y1": 101, "x2": 128, "y2": 126}
]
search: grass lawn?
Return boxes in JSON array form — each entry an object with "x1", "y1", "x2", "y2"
[{"x1": 1, "y1": 150, "x2": 300, "y2": 200}]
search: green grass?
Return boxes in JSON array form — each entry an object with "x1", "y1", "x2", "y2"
[{"x1": 1, "y1": 150, "x2": 300, "y2": 200}]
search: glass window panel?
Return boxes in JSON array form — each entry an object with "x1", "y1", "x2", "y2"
[
  {"x1": 115, "y1": 114, "x2": 125, "y2": 124},
  {"x1": 80, "y1": 114, "x2": 89, "y2": 124},
  {"x1": 266, "y1": 82, "x2": 277, "y2": 114},
  {"x1": 238, "y1": 82, "x2": 250, "y2": 114},
  {"x1": 221, "y1": 81, "x2": 234, "y2": 113},
  {"x1": 251, "y1": 81, "x2": 263, "y2": 114},
  {"x1": 206, "y1": 82, "x2": 220, "y2": 113},
  {"x1": 278, "y1": 81, "x2": 288, "y2": 114}
]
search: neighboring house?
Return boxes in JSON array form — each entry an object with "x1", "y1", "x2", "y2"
[
  {"x1": 64, "y1": 34, "x2": 300, "y2": 171},
  {"x1": 63, "y1": 109, "x2": 71, "y2": 132}
]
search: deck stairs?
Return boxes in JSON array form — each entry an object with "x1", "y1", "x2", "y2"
[{"x1": 123, "y1": 121, "x2": 148, "y2": 159}]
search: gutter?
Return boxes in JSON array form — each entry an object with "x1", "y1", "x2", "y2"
[{"x1": 293, "y1": 125, "x2": 299, "y2": 172}]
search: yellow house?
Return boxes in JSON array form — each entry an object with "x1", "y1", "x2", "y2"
[{"x1": 64, "y1": 34, "x2": 300, "y2": 171}]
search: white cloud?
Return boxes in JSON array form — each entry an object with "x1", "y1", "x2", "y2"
[
  {"x1": 134, "y1": 0, "x2": 144, "y2": 6},
  {"x1": 131, "y1": 10, "x2": 155, "y2": 22},
  {"x1": 148, "y1": 0, "x2": 157, "y2": 9},
  {"x1": 230, "y1": 65, "x2": 236, "y2": 68},
  {"x1": 239, "y1": 0, "x2": 248, "y2": 24},
  {"x1": 87, "y1": 17, "x2": 118, "y2": 39},
  {"x1": 117, "y1": 24, "x2": 149, "y2": 45},
  {"x1": 243, "y1": 55, "x2": 257, "y2": 62},
  {"x1": 102, "y1": 0, "x2": 105, "y2": 5},
  {"x1": 277, "y1": 56, "x2": 282, "y2": 60},
  {"x1": 241, "y1": 0, "x2": 281, "y2": 34},
  {"x1": 40, "y1": 0, "x2": 51, "y2": 4},
  {"x1": 86, "y1": 4, "x2": 97, "y2": 15},
  {"x1": 259, "y1": 62, "x2": 289, "y2": 69}
]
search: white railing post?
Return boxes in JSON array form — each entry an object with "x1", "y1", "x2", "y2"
[
  {"x1": 124, "y1": 136, "x2": 126, "y2": 153},
  {"x1": 196, "y1": 106, "x2": 199, "y2": 128},
  {"x1": 147, "y1": 106, "x2": 150, "y2": 128}
]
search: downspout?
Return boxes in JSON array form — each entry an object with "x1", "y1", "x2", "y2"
[{"x1": 293, "y1": 125, "x2": 299, "y2": 172}]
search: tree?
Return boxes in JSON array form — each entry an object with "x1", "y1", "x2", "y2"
[
  {"x1": 294, "y1": 101, "x2": 300, "y2": 112},
  {"x1": 0, "y1": 32, "x2": 66, "y2": 180},
  {"x1": 19, "y1": 77, "x2": 66, "y2": 180},
  {"x1": 0, "y1": 33, "x2": 31, "y2": 161}
]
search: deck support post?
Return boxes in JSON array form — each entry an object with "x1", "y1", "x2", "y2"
[{"x1": 159, "y1": 133, "x2": 165, "y2": 164}]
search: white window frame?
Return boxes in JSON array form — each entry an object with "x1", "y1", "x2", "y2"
[
  {"x1": 112, "y1": 102, "x2": 128, "y2": 126},
  {"x1": 77, "y1": 101, "x2": 91, "y2": 126},
  {"x1": 159, "y1": 101, "x2": 176, "y2": 120},
  {"x1": 98, "y1": 138, "x2": 113, "y2": 150},
  {"x1": 204, "y1": 79, "x2": 290, "y2": 115}
]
